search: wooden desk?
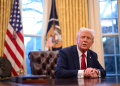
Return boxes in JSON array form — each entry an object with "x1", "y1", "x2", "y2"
[{"x1": 0, "y1": 76, "x2": 120, "y2": 86}]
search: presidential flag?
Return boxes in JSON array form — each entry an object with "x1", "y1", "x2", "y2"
[
  {"x1": 3, "y1": 0, "x2": 24, "y2": 76},
  {"x1": 46, "y1": 0, "x2": 62, "y2": 51}
]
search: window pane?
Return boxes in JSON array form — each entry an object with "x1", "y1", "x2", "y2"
[
  {"x1": 104, "y1": 56, "x2": 116, "y2": 74},
  {"x1": 117, "y1": 56, "x2": 120, "y2": 74},
  {"x1": 22, "y1": 0, "x2": 43, "y2": 35},
  {"x1": 24, "y1": 37, "x2": 41, "y2": 74},
  {"x1": 115, "y1": 36, "x2": 119, "y2": 54},
  {"x1": 112, "y1": 1, "x2": 117, "y2": 18},
  {"x1": 101, "y1": 19, "x2": 112, "y2": 33},
  {"x1": 101, "y1": 19, "x2": 118, "y2": 33},
  {"x1": 100, "y1": 1, "x2": 112, "y2": 18},
  {"x1": 103, "y1": 36, "x2": 119, "y2": 54},
  {"x1": 103, "y1": 36, "x2": 114, "y2": 54},
  {"x1": 113, "y1": 19, "x2": 118, "y2": 33}
]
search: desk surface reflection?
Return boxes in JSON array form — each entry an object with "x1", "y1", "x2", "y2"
[{"x1": 0, "y1": 76, "x2": 120, "y2": 86}]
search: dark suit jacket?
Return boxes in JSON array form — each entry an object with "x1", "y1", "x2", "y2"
[{"x1": 55, "y1": 45, "x2": 106, "y2": 78}]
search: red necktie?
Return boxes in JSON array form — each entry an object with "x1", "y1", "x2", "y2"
[{"x1": 81, "y1": 54, "x2": 86, "y2": 69}]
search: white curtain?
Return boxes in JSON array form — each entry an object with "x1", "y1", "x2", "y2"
[
  {"x1": 88, "y1": 0, "x2": 105, "y2": 68},
  {"x1": 41, "y1": 0, "x2": 52, "y2": 50},
  {"x1": 118, "y1": 0, "x2": 120, "y2": 48}
]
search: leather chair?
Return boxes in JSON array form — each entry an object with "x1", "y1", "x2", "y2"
[
  {"x1": 28, "y1": 50, "x2": 59, "y2": 79},
  {"x1": 0, "y1": 57, "x2": 12, "y2": 78}
]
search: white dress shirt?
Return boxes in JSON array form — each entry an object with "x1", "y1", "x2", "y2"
[
  {"x1": 77, "y1": 46, "x2": 87, "y2": 78},
  {"x1": 77, "y1": 46, "x2": 101, "y2": 78}
]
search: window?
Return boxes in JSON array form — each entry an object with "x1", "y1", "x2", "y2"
[
  {"x1": 99, "y1": 0, "x2": 120, "y2": 75},
  {"x1": 21, "y1": 0, "x2": 43, "y2": 74}
]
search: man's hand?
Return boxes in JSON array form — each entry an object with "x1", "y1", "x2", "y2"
[{"x1": 84, "y1": 68, "x2": 99, "y2": 78}]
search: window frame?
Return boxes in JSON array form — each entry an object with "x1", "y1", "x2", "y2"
[{"x1": 100, "y1": 0, "x2": 120, "y2": 76}]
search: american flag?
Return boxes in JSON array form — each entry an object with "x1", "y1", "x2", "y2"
[{"x1": 3, "y1": 0, "x2": 24, "y2": 76}]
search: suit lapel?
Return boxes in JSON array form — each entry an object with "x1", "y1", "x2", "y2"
[
  {"x1": 87, "y1": 50, "x2": 93, "y2": 68},
  {"x1": 71, "y1": 45, "x2": 80, "y2": 69},
  {"x1": 71, "y1": 46, "x2": 94, "y2": 69}
]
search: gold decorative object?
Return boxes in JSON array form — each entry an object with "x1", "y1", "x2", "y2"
[{"x1": 17, "y1": 65, "x2": 24, "y2": 76}]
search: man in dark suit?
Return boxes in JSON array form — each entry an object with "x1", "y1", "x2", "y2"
[{"x1": 55, "y1": 27, "x2": 106, "y2": 78}]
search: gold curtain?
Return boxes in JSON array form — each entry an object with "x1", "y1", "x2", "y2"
[
  {"x1": 0, "y1": 0, "x2": 11, "y2": 56},
  {"x1": 55, "y1": 0, "x2": 88, "y2": 48}
]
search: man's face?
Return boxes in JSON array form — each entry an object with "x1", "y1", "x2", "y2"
[{"x1": 76, "y1": 31, "x2": 93, "y2": 53}]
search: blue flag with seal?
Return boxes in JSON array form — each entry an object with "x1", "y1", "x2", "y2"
[{"x1": 46, "y1": 0, "x2": 62, "y2": 51}]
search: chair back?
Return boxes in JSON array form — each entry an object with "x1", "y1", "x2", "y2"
[
  {"x1": 28, "y1": 51, "x2": 59, "y2": 79},
  {"x1": 0, "y1": 57, "x2": 12, "y2": 78}
]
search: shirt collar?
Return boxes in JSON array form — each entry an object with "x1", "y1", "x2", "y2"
[{"x1": 77, "y1": 46, "x2": 87, "y2": 58}]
